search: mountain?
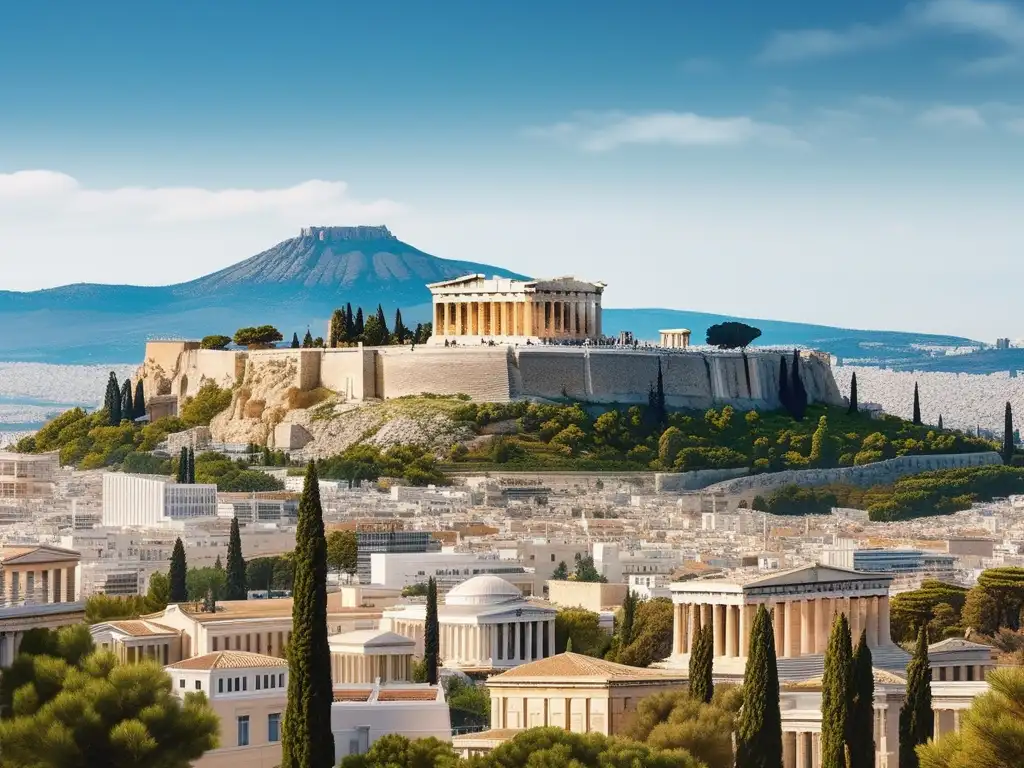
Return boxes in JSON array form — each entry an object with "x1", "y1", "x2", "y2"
[{"x1": 0, "y1": 225, "x2": 1000, "y2": 370}]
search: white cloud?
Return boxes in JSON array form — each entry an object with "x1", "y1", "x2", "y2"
[
  {"x1": 528, "y1": 111, "x2": 804, "y2": 152},
  {"x1": 760, "y1": 23, "x2": 903, "y2": 63},
  {"x1": 918, "y1": 105, "x2": 987, "y2": 128},
  {"x1": 914, "y1": 0, "x2": 1024, "y2": 44},
  {"x1": 0, "y1": 171, "x2": 402, "y2": 224}
]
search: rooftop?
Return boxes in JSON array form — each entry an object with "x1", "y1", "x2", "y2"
[
  {"x1": 445, "y1": 575, "x2": 523, "y2": 607},
  {"x1": 99, "y1": 620, "x2": 178, "y2": 637},
  {"x1": 490, "y1": 652, "x2": 687, "y2": 683},
  {"x1": 153, "y1": 599, "x2": 381, "y2": 623},
  {"x1": 166, "y1": 651, "x2": 288, "y2": 671}
]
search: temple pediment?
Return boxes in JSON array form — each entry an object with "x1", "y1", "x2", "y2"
[
  {"x1": 743, "y1": 564, "x2": 891, "y2": 590},
  {"x1": 0, "y1": 545, "x2": 81, "y2": 566}
]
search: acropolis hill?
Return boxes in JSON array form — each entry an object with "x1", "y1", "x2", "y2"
[{"x1": 137, "y1": 274, "x2": 844, "y2": 448}]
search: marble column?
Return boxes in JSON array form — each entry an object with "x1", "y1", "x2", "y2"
[
  {"x1": 878, "y1": 595, "x2": 891, "y2": 645},
  {"x1": 511, "y1": 622, "x2": 518, "y2": 662},
  {"x1": 725, "y1": 605, "x2": 738, "y2": 656},
  {"x1": 866, "y1": 596, "x2": 879, "y2": 647},
  {"x1": 688, "y1": 604, "x2": 699, "y2": 653},
  {"x1": 783, "y1": 732, "x2": 797, "y2": 768},
  {"x1": 673, "y1": 604, "x2": 683, "y2": 655},
  {"x1": 548, "y1": 620, "x2": 555, "y2": 658},
  {"x1": 739, "y1": 603, "x2": 751, "y2": 657},
  {"x1": 801, "y1": 600, "x2": 814, "y2": 655},
  {"x1": 774, "y1": 603, "x2": 786, "y2": 657},
  {"x1": 701, "y1": 603, "x2": 712, "y2": 632},
  {"x1": 714, "y1": 604, "x2": 726, "y2": 656},
  {"x1": 785, "y1": 600, "x2": 800, "y2": 657},
  {"x1": 815, "y1": 597, "x2": 829, "y2": 652}
]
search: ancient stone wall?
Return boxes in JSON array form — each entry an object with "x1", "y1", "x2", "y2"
[
  {"x1": 704, "y1": 451, "x2": 1002, "y2": 495},
  {"x1": 375, "y1": 347, "x2": 513, "y2": 402},
  {"x1": 654, "y1": 467, "x2": 750, "y2": 492},
  {"x1": 320, "y1": 348, "x2": 376, "y2": 400},
  {"x1": 515, "y1": 349, "x2": 588, "y2": 399},
  {"x1": 296, "y1": 349, "x2": 322, "y2": 392}
]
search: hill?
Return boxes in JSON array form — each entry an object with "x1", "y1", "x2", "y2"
[{"x1": 0, "y1": 224, "x2": 995, "y2": 368}]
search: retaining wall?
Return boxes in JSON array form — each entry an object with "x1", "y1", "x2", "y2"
[
  {"x1": 375, "y1": 347, "x2": 513, "y2": 402},
  {"x1": 704, "y1": 451, "x2": 1002, "y2": 495},
  {"x1": 654, "y1": 467, "x2": 750, "y2": 492},
  {"x1": 320, "y1": 348, "x2": 375, "y2": 400}
]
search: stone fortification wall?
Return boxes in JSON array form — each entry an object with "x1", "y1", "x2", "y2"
[
  {"x1": 654, "y1": 467, "x2": 749, "y2": 492},
  {"x1": 375, "y1": 347, "x2": 513, "y2": 402},
  {"x1": 515, "y1": 349, "x2": 588, "y2": 399},
  {"x1": 176, "y1": 349, "x2": 246, "y2": 399},
  {"x1": 320, "y1": 348, "x2": 375, "y2": 400},
  {"x1": 704, "y1": 451, "x2": 1001, "y2": 496}
]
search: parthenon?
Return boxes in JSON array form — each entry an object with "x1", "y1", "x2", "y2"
[{"x1": 427, "y1": 274, "x2": 605, "y2": 343}]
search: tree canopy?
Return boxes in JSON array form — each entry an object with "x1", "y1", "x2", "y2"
[
  {"x1": 199, "y1": 334, "x2": 232, "y2": 350},
  {"x1": 233, "y1": 325, "x2": 284, "y2": 347},
  {"x1": 706, "y1": 322, "x2": 762, "y2": 350}
]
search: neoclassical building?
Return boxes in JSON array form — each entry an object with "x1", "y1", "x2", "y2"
[
  {"x1": 427, "y1": 275, "x2": 605, "y2": 343},
  {"x1": 667, "y1": 564, "x2": 902, "y2": 678},
  {"x1": 381, "y1": 574, "x2": 557, "y2": 672}
]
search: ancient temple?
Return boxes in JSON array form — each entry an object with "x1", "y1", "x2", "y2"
[{"x1": 427, "y1": 274, "x2": 605, "y2": 343}]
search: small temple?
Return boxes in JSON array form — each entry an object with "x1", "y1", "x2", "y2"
[{"x1": 427, "y1": 274, "x2": 605, "y2": 344}]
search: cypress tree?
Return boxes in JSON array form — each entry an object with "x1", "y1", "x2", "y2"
[
  {"x1": 105, "y1": 371, "x2": 122, "y2": 426},
  {"x1": 169, "y1": 537, "x2": 188, "y2": 603},
  {"x1": 354, "y1": 308, "x2": 364, "y2": 337},
  {"x1": 912, "y1": 382, "x2": 922, "y2": 425},
  {"x1": 620, "y1": 588, "x2": 637, "y2": 647},
  {"x1": 177, "y1": 447, "x2": 188, "y2": 483},
  {"x1": 394, "y1": 308, "x2": 407, "y2": 344},
  {"x1": 938, "y1": 414, "x2": 944, "y2": 431},
  {"x1": 899, "y1": 627, "x2": 932, "y2": 768},
  {"x1": 425, "y1": 576, "x2": 440, "y2": 685},
  {"x1": 281, "y1": 461, "x2": 335, "y2": 768},
  {"x1": 329, "y1": 308, "x2": 345, "y2": 348},
  {"x1": 847, "y1": 371, "x2": 858, "y2": 415},
  {"x1": 133, "y1": 379, "x2": 146, "y2": 420},
  {"x1": 849, "y1": 630, "x2": 875, "y2": 768},
  {"x1": 376, "y1": 304, "x2": 389, "y2": 338},
  {"x1": 790, "y1": 349, "x2": 807, "y2": 421},
  {"x1": 689, "y1": 623, "x2": 714, "y2": 704},
  {"x1": 187, "y1": 446, "x2": 196, "y2": 484},
  {"x1": 214, "y1": 554, "x2": 222, "y2": 571},
  {"x1": 1003, "y1": 401, "x2": 1015, "y2": 465},
  {"x1": 291, "y1": 332, "x2": 300, "y2": 349},
  {"x1": 735, "y1": 604, "x2": 782, "y2": 768},
  {"x1": 414, "y1": 323, "x2": 423, "y2": 344},
  {"x1": 225, "y1": 515, "x2": 248, "y2": 601},
  {"x1": 821, "y1": 614, "x2": 854, "y2": 768},
  {"x1": 345, "y1": 303, "x2": 354, "y2": 341},
  {"x1": 778, "y1": 357, "x2": 791, "y2": 415},
  {"x1": 655, "y1": 358, "x2": 666, "y2": 424},
  {"x1": 302, "y1": 329, "x2": 314, "y2": 348},
  {"x1": 120, "y1": 379, "x2": 133, "y2": 422}
]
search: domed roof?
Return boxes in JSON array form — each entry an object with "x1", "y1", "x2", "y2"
[{"x1": 445, "y1": 575, "x2": 523, "y2": 607}]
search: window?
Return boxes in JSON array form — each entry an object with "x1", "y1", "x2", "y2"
[
  {"x1": 235, "y1": 677, "x2": 240, "y2": 691},
  {"x1": 237, "y1": 716, "x2": 250, "y2": 747},
  {"x1": 278, "y1": 673, "x2": 284, "y2": 687},
  {"x1": 179, "y1": 678, "x2": 185, "y2": 688},
  {"x1": 218, "y1": 679, "x2": 224, "y2": 694},
  {"x1": 551, "y1": 554, "x2": 555, "y2": 562},
  {"x1": 242, "y1": 676, "x2": 247, "y2": 691},
  {"x1": 264, "y1": 674, "x2": 270, "y2": 689},
  {"x1": 195, "y1": 680, "x2": 202, "y2": 690},
  {"x1": 256, "y1": 676, "x2": 261, "y2": 690},
  {"x1": 268, "y1": 713, "x2": 281, "y2": 743}
]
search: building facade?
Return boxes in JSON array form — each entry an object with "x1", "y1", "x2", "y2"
[
  {"x1": 102, "y1": 473, "x2": 218, "y2": 527},
  {"x1": 0, "y1": 452, "x2": 59, "y2": 499},
  {"x1": 357, "y1": 529, "x2": 441, "y2": 584},
  {"x1": 427, "y1": 274, "x2": 605, "y2": 343},
  {"x1": 369, "y1": 551, "x2": 532, "y2": 595},
  {"x1": 658, "y1": 329, "x2": 691, "y2": 349}
]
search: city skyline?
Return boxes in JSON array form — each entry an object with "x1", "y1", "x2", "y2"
[{"x1": 3, "y1": 0, "x2": 1024, "y2": 339}]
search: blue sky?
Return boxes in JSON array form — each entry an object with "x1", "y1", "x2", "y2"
[{"x1": 2, "y1": 0, "x2": 1023, "y2": 340}]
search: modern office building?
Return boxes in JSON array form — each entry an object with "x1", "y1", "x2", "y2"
[
  {"x1": 217, "y1": 492, "x2": 299, "y2": 525},
  {"x1": 356, "y1": 527, "x2": 441, "y2": 583},
  {"x1": 0, "y1": 452, "x2": 60, "y2": 499},
  {"x1": 102, "y1": 473, "x2": 218, "y2": 527}
]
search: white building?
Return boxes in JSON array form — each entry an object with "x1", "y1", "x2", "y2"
[
  {"x1": 382, "y1": 575, "x2": 558, "y2": 673},
  {"x1": 369, "y1": 551, "x2": 532, "y2": 595},
  {"x1": 102, "y1": 473, "x2": 217, "y2": 527},
  {"x1": 0, "y1": 452, "x2": 59, "y2": 499},
  {"x1": 216, "y1": 492, "x2": 298, "y2": 525}
]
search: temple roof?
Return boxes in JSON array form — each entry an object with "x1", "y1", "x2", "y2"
[
  {"x1": 166, "y1": 651, "x2": 287, "y2": 671},
  {"x1": 446, "y1": 575, "x2": 523, "y2": 607},
  {"x1": 489, "y1": 652, "x2": 687, "y2": 684}
]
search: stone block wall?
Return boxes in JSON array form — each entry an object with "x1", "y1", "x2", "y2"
[
  {"x1": 704, "y1": 451, "x2": 1002, "y2": 495},
  {"x1": 375, "y1": 347, "x2": 513, "y2": 402},
  {"x1": 654, "y1": 467, "x2": 750, "y2": 492},
  {"x1": 320, "y1": 348, "x2": 375, "y2": 400},
  {"x1": 296, "y1": 349, "x2": 322, "y2": 392},
  {"x1": 515, "y1": 349, "x2": 588, "y2": 399}
]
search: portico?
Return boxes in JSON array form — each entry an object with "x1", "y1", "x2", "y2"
[
  {"x1": 659, "y1": 329, "x2": 691, "y2": 349},
  {"x1": 427, "y1": 275, "x2": 605, "y2": 344},
  {"x1": 667, "y1": 564, "x2": 898, "y2": 677}
]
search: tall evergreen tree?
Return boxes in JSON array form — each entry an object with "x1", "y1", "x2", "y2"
[
  {"x1": 375, "y1": 304, "x2": 389, "y2": 339},
  {"x1": 688, "y1": 623, "x2": 714, "y2": 704},
  {"x1": 849, "y1": 630, "x2": 875, "y2": 768},
  {"x1": 735, "y1": 604, "x2": 783, "y2": 768},
  {"x1": 1003, "y1": 401, "x2": 1015, "y2": 465},
  {"x1": 187, "y1": 446, "x2": 196, "y2": 484},
  {"x1": 177, "y1": 447, "x2": 188, "y2": 483},
  {"x1": 620, "y1": 588, "x2": 638, "y2": 647},
  {"x1": 133, "y1": 379, "x2": 146, "y2": 419},
  {"x1": 414, "y1": 323, "x2": 423, "y2": 345},
  {"x1": 938, "y1": 414, "x2": 944, "y2": 431},
  {"x1": 329, "y1": 308, "x2": 345, "y2": 348},
  {"x1": 225, "y1": 515, "x2": 248, "y2": 601},
  {"x1": 345, "y1": 303, "x2": 354, "y2": 341},
  {"x1": 302, "y1": 329, "x2": 314, "y2": 348},
  {"x1": 394, "y1": 308, "x2": 408, "y2": 344},
  {"x1": 912, "y1": 382, "x2": 922, "y2": 425},
  {"x1": 778, "y1": 357, "x2": 791, "y2": 415},
  {"x1": 790, "y1": 349, "x2": 807, "y2": 421},
  {"x1": 899, "y1": 627, "x2": 932, "y2": 768},
  {"x1": 214, "y1": 554, "x2": 222, "y2": 571},
  {"x1": 105, "y1": 371, "x2": 122, "y2": 426},
  {"x1": 169, "y1": 537, "x2": 188, "y2": 603},
  {"x1": 291, "y1": 332, "x2": 300, "y2": 349},
  {"x1": 821, "y1": 614, "x2": 854, "y2": 768},
  {"x1": 120, "y1": 379, "x2": 133, "y2": 422},
  {"x1": 281, "y1": 461, "x2": 335, "y2": 768},
  {"x1": 354, "y1": 307, "x2": 364, "y2": 337},
  {"x1": 848, "y1": 371, "x2": 859, "y2": 415},
  {"x1": 425, "y1": 576, "x2": 440, "y2": 685}
]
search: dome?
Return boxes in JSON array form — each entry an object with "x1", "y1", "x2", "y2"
[{"x1": 444, "y1": 575, "x2": 523, "y2": 607}]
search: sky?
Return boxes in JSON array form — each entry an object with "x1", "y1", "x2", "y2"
[{"x1": 2, "y1": 0, "x2": 1024, "y2": 341}]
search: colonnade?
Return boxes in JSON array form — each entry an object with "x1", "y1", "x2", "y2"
[
  {"x1": 782, "y1": 732, "x2": 820, "y2": 768},
  {"x1": 433, "y1": 294, "x2": 601, "y2": 340},
  {"x1": 672, "y1": 594, "x2": 892, "y2": 659},
  {"x1": 391, "y1": 618, "x2": 557, "y2": 668},
  {"x1": 331, "y1": 651, "x2": 413, "y2": 684},
  {"x1": 0, "y1": 565, "x2": 77, "y2": 605},
  {"x1": 210, "y1": 629, "x2": 290, "y2": 657}
]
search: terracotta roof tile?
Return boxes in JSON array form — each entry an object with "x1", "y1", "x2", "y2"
[
  {"x1": 490, "y1": 652, "x2": 687, "y2": 682},
  {"x1": 107, "y1": 620, "x2": 177, "y2": 637},
  {"x1": 165, "y1": 651, "x2": 287, "y2": 671},
  {"x1": 376, "y1": 689, "x2": 439, "y2": 702},
  {"x1": 333, "y1": 690, "x2": 372, "y2": 702}
]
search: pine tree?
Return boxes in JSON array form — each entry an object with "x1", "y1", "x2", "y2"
[
  {"x1": 1003, "y1": 401, "x2": 1015, "y2": 465},
  {"x1": 214, "y1": 554, "x2": 222, "y2": 571},
  {"x1": 133, "y1": 379, "x2": 146, "y2": 419},
  {"x1": 176, "y1": 447, "x2": 188, "y2": 483},
  {"x1": 187, "y1": 446, "x2": 196, "y2": 484},
  {"x1": 735, "y1": 604, "x2": 783, "y2": 768},
  {"x1": 281, "y1": 461, "x2": 335, "y2": 768},
  {"x1": 689, "y1": 623, "x2": 714, "y2": 704},
  {"x1": 790, "y1": 349, "x2": 807, "y2": 421},
  {"x1": 425, "y1": 576, "x2": 440, "y2": 685},
  {"x1": 291, "y1": 332, "x2": 300, "y2": 349},
  {"x1": 620, "y1": 588, "x2": 637, "y2": 647},
  {"x1": 849, "y1": 630, "x2": 875, "y2": 768},
  {"x1": 848, "y1": 371, "x2": 858, "y2": 415},
  {"x1": 225, "y1": 515, "x2": 248, "y2": 601},
  {"x1": 105, "y1": 371, "x2": 122, "y2": 426},
  {"x1": 912, "y1": 382, "x2": 922, "y2": 425},
  {"x1": 302, "y1": 329, "x2": 314, "y2": 348},
  {"x1": 169, "y1": 537, "x2": 188, "y2": 603},
  {"x1": 821, "y1": 614, "x2": 853, "y2": 768},
  {"x1": 345, "y1": 303, "x2": 354, "y2": 341},
  {"x1": 938, "y1": 414, "x2": 944, "y2": 431},
  {"x1": 376, "y1": 304, "x2": 389, "y2": 339},
  {"x1": 899, "y1": 627, "x2": 932, "y2": 768},
  {"x1": 354, "y1": 308, "x2": 364, "y2": 337},
  {"x1": 778, "y1": 357, "x2": 791, "y2": 415},
  {"x1": 120, "y1": 379, "x2": 133, "y2": 422}
]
